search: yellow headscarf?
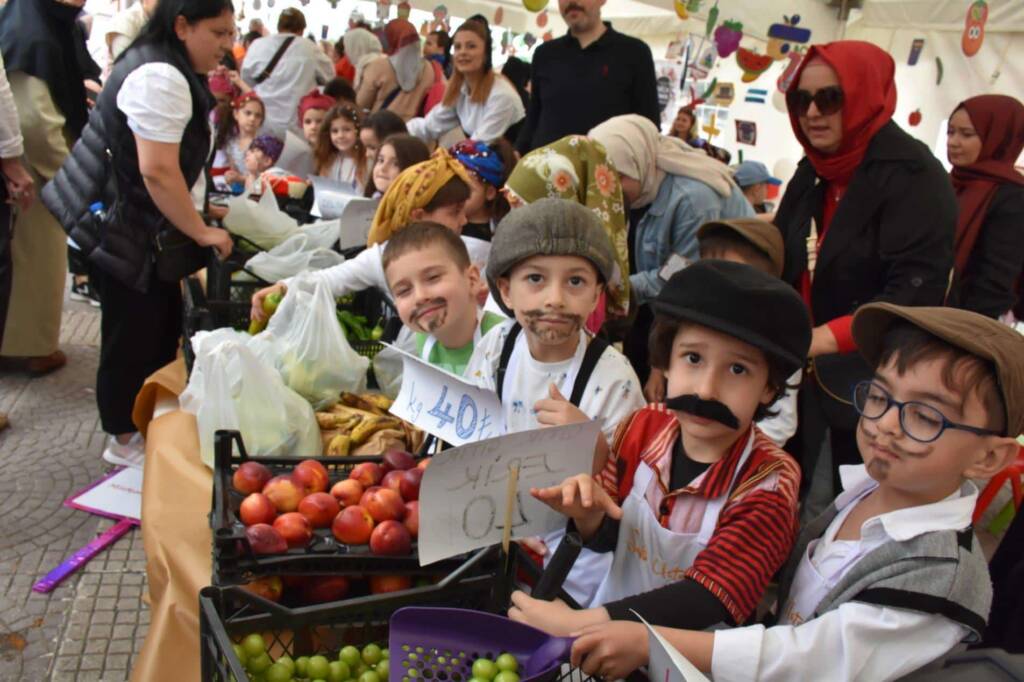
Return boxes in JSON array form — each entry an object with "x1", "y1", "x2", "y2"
[{"x1": 366, "y1": 148, "x2": 473, "y2": 246}]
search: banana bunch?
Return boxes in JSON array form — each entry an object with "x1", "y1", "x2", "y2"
[{"x1": 316, "y1": 393, "x2": 400, "y2": 456}]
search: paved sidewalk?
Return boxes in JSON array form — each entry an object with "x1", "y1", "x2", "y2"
[{"x1": 0, "y1": 296, "x2": 148, "y2": 682}]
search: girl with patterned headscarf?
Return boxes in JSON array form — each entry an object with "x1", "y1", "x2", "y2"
[
  {"x1": 250, "y1": 147, "x2": 475, "y2": 319},
  {"x1": 449, "y1": 138, "x2": 516, "y2": 242},
  {"x1": 504, "y1": 135, "x2": 630, "y2": 325}
]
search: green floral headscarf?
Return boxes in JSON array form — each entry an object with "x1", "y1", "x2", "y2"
[{"x1": 505, "y1": 135, "x2": 630, "y2": 320}]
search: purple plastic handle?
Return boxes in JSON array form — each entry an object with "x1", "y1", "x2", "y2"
[{"x1": 389, "y1": 607, "x2": 574, "y2": 682}]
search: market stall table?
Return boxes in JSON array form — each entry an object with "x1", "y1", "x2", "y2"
[{"x1": 129, "y1": 358, "x2": 211, "y2": 682}]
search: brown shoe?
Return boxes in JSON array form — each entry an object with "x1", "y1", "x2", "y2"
[
  {"x1": 26, "y1": 350, "x2": 67, "y2": 376},
  {"x1": 0, "y1": 413, "x2": 8, "y2": 431}
]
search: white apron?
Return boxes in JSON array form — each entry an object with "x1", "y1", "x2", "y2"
[
  {"x1": 591, "y1": 432, "x2": 754, "y2": 606},
  {"x1": 503, "y1": 330, "x2": 614, "y2": 607}
]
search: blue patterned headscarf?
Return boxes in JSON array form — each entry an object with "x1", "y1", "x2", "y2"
[{"x1": 449, "y1": 139, "x2": 505, "y2": 188}]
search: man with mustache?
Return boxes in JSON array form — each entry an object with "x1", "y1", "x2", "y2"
[
  {"x1": 508, "y1": 260, "x2": 811, "y2": 644},
  {"x1": 465, "y1": 198, "x2": 644, "y2": 606},
  {"x1": 514, "y1": 0, "x2": 659, "y2": 153}
]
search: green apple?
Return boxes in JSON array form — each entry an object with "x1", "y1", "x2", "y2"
[
  {"x1": 472, "y1": 659, "x2": 498, "y2": 681},
  {"x1": 496, "y1": 654, "x2": 518, "y2": 673},
  {"x1": 340, "y1": 645, "x2": 362, "y2": 668},
  {"x1": 308, "y1": 655, "x2": 331, "y2": 680}
]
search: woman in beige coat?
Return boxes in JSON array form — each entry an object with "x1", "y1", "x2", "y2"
[
  {"x1": 0, "y1": 0, "x2": 90, "y2": 375},
  {"x1": 356, "y1": 19, "x2": 437, "y2": 121}
]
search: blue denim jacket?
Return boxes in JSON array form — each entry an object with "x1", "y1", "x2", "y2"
[{"x1": 630, "y1": 173, "x2": 755, "y2": 304}]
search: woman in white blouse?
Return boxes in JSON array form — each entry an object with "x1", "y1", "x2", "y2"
[{"x1": 407, "y1": 19, "x2": 524, "y2": 144}]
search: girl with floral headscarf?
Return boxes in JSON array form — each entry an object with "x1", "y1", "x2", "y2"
[{"x1": 504, "y1": 135, "x2": 630, "y2": 326}]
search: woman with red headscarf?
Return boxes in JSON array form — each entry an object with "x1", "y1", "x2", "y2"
[
  {"x1": 946, "y1": 94, "x2": 1024, "y2": 319},
  {"x1": 356, "y1": 19, "x2": 438, "y2": 121},
  {"x1": 773, "y1": 41, "x2": 957, "y2": 499}
]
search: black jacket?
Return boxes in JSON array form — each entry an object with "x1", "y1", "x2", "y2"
[
  {"x1": 949, "y1": 183, "x2": 1024, "y2": 318},
  {"x1": 777, "y1": 121, "x2": 956, "y2": 324},
  {"x1": 514, "y1": 23, "x2": 659, "y2": 154},
  {"x1": 41, "y1": 42, "x2": 211, "y2": 293},
  {"x1": 775, "y1": 121, "x2": 956, "y2": 426}
]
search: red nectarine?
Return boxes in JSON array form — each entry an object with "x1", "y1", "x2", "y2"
[
  {"x1": 292, "y1": 459, "x2": 329, "y2": 495},
  {"x1": 239, "y1": 492, "x2": 277, "y2": 526},
  {"x1": 399, "y1": 468, "x2": 423, "y2": 502},
  {"x1": 403, "y1": 500, "x2": 419, "y2": 538},
  {"x1": 263, "y1": 475, "x2": 303, "y2": 513},
  {"x1": 330, "y1": 479, "x2": 364, "y2": 508},
  {"x1": 297, "y1": 492, "x2": 340, "y2": 528},
  {"x1": 245, "y1": 523, "x2": 288, "y2": 555},
  {"x1": 369, "y1": 520, "x2": 412, "y2": 556},
  {"x1": 332, "y1": 505, "x2": 375, "y2": 545},
  {"x1": 348, "y1": 462, "x2": 383, "y2": 488},
  {"x1": 233, "y1": 461, "x2": 273, "y2": 495},
  {"x1": 273, "y1": 512, "x2": 313, "y2": 548},
  {"x1": 361, "y1": 487, "x2": 405, "y2": 523}
]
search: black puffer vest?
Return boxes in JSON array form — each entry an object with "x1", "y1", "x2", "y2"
[{"x1": 41, "y1": 42, "x2": 211, "y2": 292}]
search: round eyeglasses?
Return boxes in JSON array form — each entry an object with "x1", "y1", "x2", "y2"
[{"x1": 852, "y1": 381, "x2": 1003, "y2": 444}]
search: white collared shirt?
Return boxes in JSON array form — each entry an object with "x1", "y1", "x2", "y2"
[
  {"x1": 241, "y1": 33, "x2": 334, "y2": 136},
  {"x1": 406, "y1": 75, "x2": 524, "y2": 143},
  {"x1": 710, "y1": 465, "x2": 976, "y2": 682},
  {"x1": 0, "y1": 54, "x2": 23, "y2": 159}
]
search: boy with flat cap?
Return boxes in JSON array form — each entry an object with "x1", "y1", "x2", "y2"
[
  {"x1": 509, "y1": 259, "x2": 811, "y2": 639},
  {"x1": 565, "y1": 303, "x2": 1024, "y2": 682},
  {"x1": 465, "y1": 197, "x2": 645, "y2": 606}
]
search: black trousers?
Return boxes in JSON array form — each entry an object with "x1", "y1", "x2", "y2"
[
  {"x1": 789, "y1": 376, "x2": 862, "y2": 500},
  {"x1": 91, "y1": 265, "x2": 181, "y2": 435},
  {"x1": 0, "y1": 192, "x2": 11, "y2": 349}
]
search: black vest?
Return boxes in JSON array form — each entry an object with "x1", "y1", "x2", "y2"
[{"x1": 41, "y1": 41, "x2": 211, "y2": 292}]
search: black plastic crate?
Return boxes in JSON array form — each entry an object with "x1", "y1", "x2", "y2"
[
  {"x1": 199, "y1": 546, "x2": 593, "y2": 682},
  {"x1": 211, "y1": 430, "x2": 464, "y2": 586}
]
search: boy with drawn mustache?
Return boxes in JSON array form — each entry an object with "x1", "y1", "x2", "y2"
[
  {"x1": 465, "y1": 197, "x2": 645, "y2": 606},
  {"x1": 508, "y1": 259, "x2": 811, "y2": 638}
]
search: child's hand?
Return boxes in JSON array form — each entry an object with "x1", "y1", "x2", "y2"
[
  {"x1": 250, "y1": 282, "x2": 287, "y2": 323},
  {"x1": 531, "y1": 474, "x2": 621, "y2": 540},
  {"x1": 224, "y1": 170, "x2": 244, "y2": 185},
  {"x1": 644, "y1": 367, "x2": 666, "y2": 403},
  {"x1": 534, "y1": 384, "x2": 589, "y2": 427},
  {"x1": 508, "y1": 591, "x2": 608, "y2": 637},
  {"x1": 570, "y1": 621, "x2": 649, "y2": 680}
]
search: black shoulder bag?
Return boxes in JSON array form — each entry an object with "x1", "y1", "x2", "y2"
[{"x1": 254, "y1": 36, "x2": 296, "y2": 84}]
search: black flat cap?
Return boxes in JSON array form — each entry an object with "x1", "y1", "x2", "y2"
[{"x1": 652, "y1": 259, "x2": 811, "y2": 376}]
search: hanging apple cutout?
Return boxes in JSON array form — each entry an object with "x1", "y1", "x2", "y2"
[
  {"x1": 537, "y1": 10, "x2": 548, "y2": 28},
  {"x1": 962, "y1": 0, "x2": 988, "y2": 57},
  {"x1": 908, "y1": 109, "x2": 922, "y2": 127},
  {"x1": 542, "y1": 31, "x2": 553, "y2": 41},
  {"x1": 523, "y1": 0, "x2": 548, "y2": 13},
  {"x1": 493, "y1": 7, "x2": 503, "y2": 25}
]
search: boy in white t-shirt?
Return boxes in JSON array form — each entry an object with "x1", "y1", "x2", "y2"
[{"x1": 465, "y1": 197, "x2": 644, "y2": 605}]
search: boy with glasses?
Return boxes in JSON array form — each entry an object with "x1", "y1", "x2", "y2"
[{"x1": 564, "y1": 302, "x2": 1024, "y2": 682}]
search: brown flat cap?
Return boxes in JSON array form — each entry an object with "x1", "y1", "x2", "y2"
[
  {"x1": 696, "y1": 218, "x2": 785, "y2": 278},
  {"x1": 852, "y1": 302, "x2": 1024, "y2": 437}
]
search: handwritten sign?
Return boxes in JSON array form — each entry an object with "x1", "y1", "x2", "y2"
[
  {"x1": 417, "y1": 420, "x2": 603, "y2": 566},
  {"x1": 309, "y1": 176, "x2": 379, "y2": 249},
  {"x1": 388, "y1": 344, "x2": 505, "y2": 446},
  {"x1": 638, "y1": 613, "x2": 711, "y2": 682}
]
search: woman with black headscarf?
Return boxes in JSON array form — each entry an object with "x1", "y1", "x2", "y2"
[{"x1": 0, "y1": 0, "x2": 90, "y2": 375}]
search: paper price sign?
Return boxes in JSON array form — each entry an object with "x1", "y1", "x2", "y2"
[
  {"x1": 637, "y1": 613, "x2": 710, "y2": 682},
  {"x1": 388, "y1": 345, "x2": 505, "y2": 446},
  {"x1": 417, "y1": 420, "x2": 603, "y2": 566}
]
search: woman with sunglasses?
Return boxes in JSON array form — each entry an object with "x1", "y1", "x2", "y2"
[
  {"x1": 773, "y1": 41, "x2": 957, "y2": 503},
  {"x1": 944, "y1": 94, "x2": 1024, "y2": 320}
]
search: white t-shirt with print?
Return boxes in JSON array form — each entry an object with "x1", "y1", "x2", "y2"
[{"x1": 465, "y1": 319, "x2": 645, "y2": 606}]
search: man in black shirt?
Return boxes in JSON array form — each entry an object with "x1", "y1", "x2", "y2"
[{"x1": 515, "y1": 0, "x2": 659, "y2": 154}]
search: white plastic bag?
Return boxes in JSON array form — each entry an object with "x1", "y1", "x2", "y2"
[
  {"x1": 245, "y1": 233, "x2": 345, "y2": 282},
  {"x1": 302, "y1": 219, "x2": 342, "y2": 250},
  {"x1": 223, "y1": 190, "x2": 299, "y2": 249},
  {"x1": 180, "y1": 329, "x2": 322, "y2": 468},
  {"x1": 262, "y1": 273, "x2": 369, "y2": 407}
]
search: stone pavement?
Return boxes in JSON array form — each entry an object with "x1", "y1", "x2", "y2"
[{"x1": 1, "y1": 294, "x2": 148, "y2": 682}]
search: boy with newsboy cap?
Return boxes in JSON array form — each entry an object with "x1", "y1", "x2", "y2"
[
  {"x1": 509, "y1": 259, "x2": 811, "y2": 639},
  {"x1": 465, "y1": 197, "x2": 645, "y2": 607},
  {"x1": 564, "y1": 303, "x2": 1024, "y2": 682}
]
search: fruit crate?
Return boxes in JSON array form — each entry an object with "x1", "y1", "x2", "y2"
[
  {"x1": 211, "y1": 430, "x2": 463, "y2": 586},
  {"x1": 199, "y1": 545, "x2": 593, "y2": 682}
]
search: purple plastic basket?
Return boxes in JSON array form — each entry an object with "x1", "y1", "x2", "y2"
[{"x1": 388, "y1": 607, "x2": 573, "y2": 682}]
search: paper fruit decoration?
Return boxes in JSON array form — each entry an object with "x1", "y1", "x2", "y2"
[
  {"x1": 908, "y1": 109, "x2": 922, "y2": 127},
  {"x1": 537, "y1": 10, "x2": 548, "y2": 27},
  {"x1": 908, "y1": 38, "x2": 925, "y2": 65},
  {"x1": 674, "y1": 0, "x2": 688, "y2": 20},
  {"x1": 523, "y1": 0, "x2": 548, "y2": 13},
  {"x1": 962, "y1": 0, "x2": 987, "y2": 57},
  {"x1": 777, "y1": 49, "x2": 804, "y2": 92},
  {"x1": 702, "y1": 112, "x2": 721, "y2": 140},
  {"x1": 543, "y1": 31, "x2": 553, "y2": 41},
  {"x1": 493, "y1": 7, "x2": 503, "y2": 25},
  {"x1": 705, "y1": 1, "x2": 719, "y2": 37},
  {"x1": 766, "y1": 15, "x2": 811, "y2": 60},
  {"x1": 714, "y1": 20, "x2": 743, "y2": 58},
  {"x1": 736, "y1": 47, "x2": 773, "y2": 83}
]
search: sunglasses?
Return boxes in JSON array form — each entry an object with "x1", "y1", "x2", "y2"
[{"x1": 786, "y1": 86, "x2": 844, "y2": 116}]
